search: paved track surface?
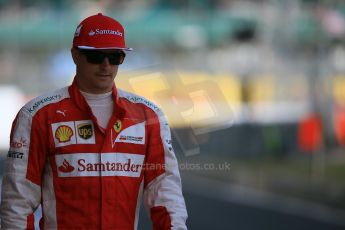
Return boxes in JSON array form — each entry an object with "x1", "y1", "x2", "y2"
[
  {"x1": 137, "y1": 192, "x2": 345, "y2": 230},
  {"x1": 137, "y1": 173, "x2": 345, "y2": 230}
]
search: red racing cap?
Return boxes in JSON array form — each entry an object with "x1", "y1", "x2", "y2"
[{"x1": 73, "y1": 13, "x2": 132, "y2": 51}]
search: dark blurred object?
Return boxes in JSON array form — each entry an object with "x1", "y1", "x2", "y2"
[
  {"x1": 232, "y1": 18, "x2": 257, "y2": 42},
  {"x1": 173, "y1": 123, "x2": 298, "y2": 157}
]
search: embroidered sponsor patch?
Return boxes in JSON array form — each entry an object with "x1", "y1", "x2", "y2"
[
  {"x1": 7, "y1": 151, "x2": 24, "y2": 159},
  {"x1": 52, "y1": 120, "x2": 95, "y2": 147},
  {"x1": 119, "y1": 136, "x2": 143, "y2": 143},
  {"x1": 122, "y1": 94, "x2": 159, "y2": 112},
  {"x1": 113, "y1": 120, "x2": 122, "y2": 133},
  {"x1": 88, "y1": 29, "x2": 123, "y2": 37},
  {"x1": 10, "y1": 137, "x2": 28, "y2": 149},
  {"x1": 27, "y1": 94, "x2": 62, "y2": 114},
  {"x1": 114, "y1": 122, "x2": 145, "y2": 145},
  {"x1": 55, "y1": 153, "x2": 144, "y2": 177},
  {"x1": 55, "y1": 125, "x2": 74, "y2": 143},
  {"x1": 58, "y1": 159, "x2": 75, "y2": 173},
  {"x1": 77, "y1": 123, "x2": 93, "y2": 140},
  {"x1": 52, "y1": 122, "x2": 76, "y2": 147},
  {"x1": 75, "y1": 121, "x2": 95, "y2": 144}
]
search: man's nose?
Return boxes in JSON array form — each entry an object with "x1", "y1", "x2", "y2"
[{"x1": 100, "y1": 57, "x2": 111, "y2": 67}]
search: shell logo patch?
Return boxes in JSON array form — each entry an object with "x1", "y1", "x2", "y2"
[
  {"x1": 55, "y1": 125, "x2": 73, "y2": 143},
  {"x1": 114, "y1": 120, "x2": 122, "y2": 133},
  {"x1": 52, "y1": 120, "x2": 95, "y2": 147}
]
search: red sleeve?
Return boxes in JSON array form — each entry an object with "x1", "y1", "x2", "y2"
[
  {"x1": 0, "y1": 108, "x2": 46, "y2": 228},
  {"x1": 143, "y1": 108, "x2": 188, "y2": 230}
]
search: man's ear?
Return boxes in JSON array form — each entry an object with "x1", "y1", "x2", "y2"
[{"x1": 71, "y1": 47, "x2": 79, "y2": 64}]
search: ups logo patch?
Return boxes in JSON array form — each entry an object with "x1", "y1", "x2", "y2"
[{"x1": 77, "y1": 123, "x2": 93, "y2": 140}]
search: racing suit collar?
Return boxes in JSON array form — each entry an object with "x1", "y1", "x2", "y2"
[{"x1": 69, "y1": 77, "x2": 126, "y2": 121}]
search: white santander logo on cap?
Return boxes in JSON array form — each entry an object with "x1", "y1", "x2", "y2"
[
  {"x1": 88, "y1": 29, "x2": 123, "y2": 37},
  {"x1": 88, "y1": 30, "x2": 96, "y2": 36}
]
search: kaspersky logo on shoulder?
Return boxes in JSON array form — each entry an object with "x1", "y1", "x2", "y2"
[{"x1": 88, "y1": 29, "x2": 123, "y2": 37}]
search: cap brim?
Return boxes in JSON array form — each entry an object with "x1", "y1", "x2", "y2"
[{"x1": 77, "y1": 45, "x2": 133, "y2": 51}]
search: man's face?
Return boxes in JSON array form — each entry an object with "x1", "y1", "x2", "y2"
[{"x1": 71, "y1": 48, "x2": 125, "y2": 94}]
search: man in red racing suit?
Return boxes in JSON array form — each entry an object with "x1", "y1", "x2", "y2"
[{"x1": 0, "y1": 13, "x2": 188, "y2": 229}]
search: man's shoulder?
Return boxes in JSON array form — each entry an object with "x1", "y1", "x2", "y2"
[
  {"x1": 22, "y1": 87, "x2": 69, "y2": 116},
  {"x1": 118, "y1": 89, "x2": 161, "y2": 113}
]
